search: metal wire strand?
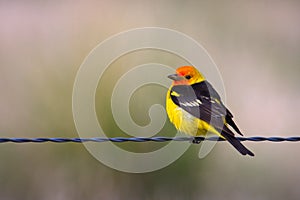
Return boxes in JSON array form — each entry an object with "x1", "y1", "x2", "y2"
[{"x1": 0, "y1": 136, "x2": 300, "y2": 143}]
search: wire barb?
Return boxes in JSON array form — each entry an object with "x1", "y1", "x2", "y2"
[{"x1": 0, "y1": 136, "x2": 300, "y2": 143}]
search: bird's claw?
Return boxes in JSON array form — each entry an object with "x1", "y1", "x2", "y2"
[{"x1": 192, "y1": 137, "x2": 201, "y2": 144}]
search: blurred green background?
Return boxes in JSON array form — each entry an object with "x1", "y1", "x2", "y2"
[{"x1": 1, "y1": 1, "x2": 300, "y2": 199}]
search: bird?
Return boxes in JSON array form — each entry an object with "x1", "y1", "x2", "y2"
[{"x1": 166, "y1": 66, "x2": 254, "y2": 156}]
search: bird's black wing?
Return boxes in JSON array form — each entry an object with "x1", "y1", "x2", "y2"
[
  {"x1": 170, "y1": 82, "x2": 229, "y2": 135},
  {"x1": 192, "y1": 81, "x2": 243, "y2": 135}
]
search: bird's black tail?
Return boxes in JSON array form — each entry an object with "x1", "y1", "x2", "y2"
[{"x1": 221, "y1": 127, "x2": 255, "y2": 156}]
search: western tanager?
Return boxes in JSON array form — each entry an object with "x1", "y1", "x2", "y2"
[{"x1": 166, "y1": 66, "x2": 254, "y2": 156}]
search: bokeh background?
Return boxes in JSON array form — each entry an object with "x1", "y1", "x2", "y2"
[{"x1": 1, "y1": 1, "x2": 300, "y2": 199}]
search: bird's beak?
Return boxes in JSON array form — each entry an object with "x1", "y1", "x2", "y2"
[{"x1": 168, "y1": 74, "x2": 185, "y2": 81}]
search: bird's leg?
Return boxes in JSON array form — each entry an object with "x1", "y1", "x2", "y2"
[{"x1": 192, "y1": 137, "x2": 202, "y2": 144}]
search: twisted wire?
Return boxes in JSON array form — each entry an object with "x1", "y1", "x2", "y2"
[{"x1": 0, "y1": 136, "x2": 300, "y2": 143}]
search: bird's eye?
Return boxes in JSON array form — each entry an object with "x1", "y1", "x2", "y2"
[{"x1": 185, "y1": 75, "x2": 192, "y2": 80}]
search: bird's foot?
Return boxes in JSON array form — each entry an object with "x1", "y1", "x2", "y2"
[{"x1": 192, "y1": 137, "x2": 202, "y2": 144}]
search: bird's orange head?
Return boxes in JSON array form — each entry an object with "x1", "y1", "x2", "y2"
[{"x1": 168, "y1": 66, "x2": 205, "y2": 85}]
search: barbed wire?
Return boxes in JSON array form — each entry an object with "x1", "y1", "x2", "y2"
[{"x1": 0, "y1": 136, "x2": 300, "y2": 143}]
